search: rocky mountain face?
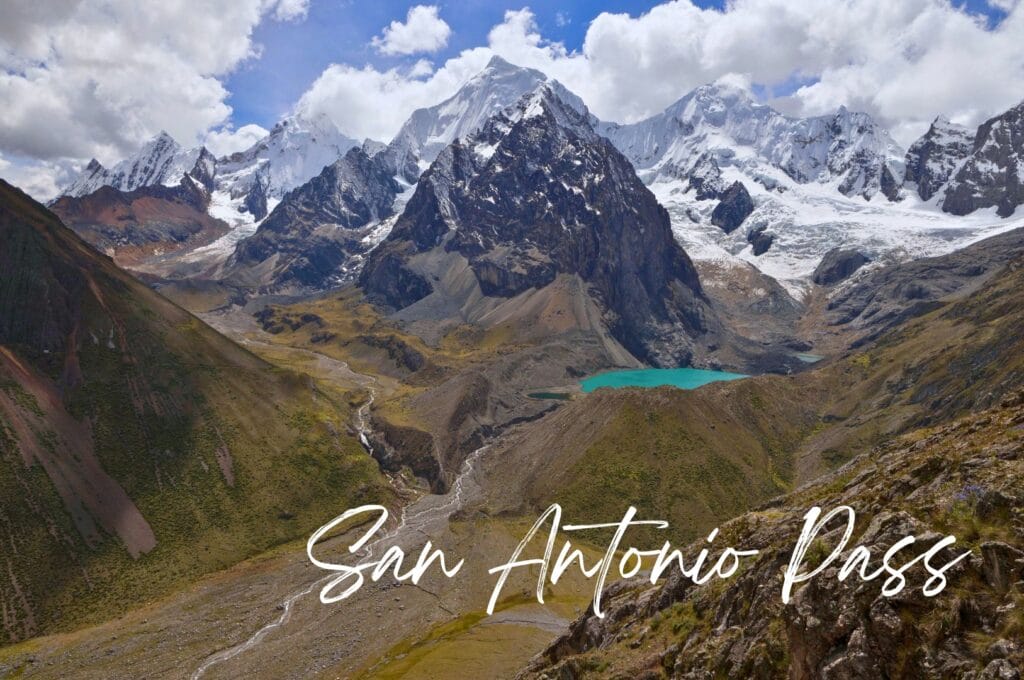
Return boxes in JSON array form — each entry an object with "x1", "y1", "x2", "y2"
[
  {"x1": 216, "y1": 112, "x2": 359, "y2": 215},
  {"x1": 600, "y1": 84, "x2": 905, "y2": 201},
  {"x1": 903, "y1": 116, "x2": 975, "y2": 201},
  {"x1": 49, "y1": 149, "x2": 228, "y2": 267},
  {"x1": 944, "y1": 101, "x2": 1024, "y2": 218},
  {"x1": 593, "y1": 80, "x2": 989, "y2": 292},
  {"x1": 60, "y1": 132, "x2": 201, "y2": 198},
  {"x1": 360, "y1": 85, "x2": 714, "y2": 367},
  {"x1": 62, "y1": 113, "x2": 359, "y2": 218},
  {"x1": 808, "y1": 106, "x2": 905, "y2": 201},
  {"x1": 226, "y1": 146, "x2": 401, "y2": 291},
  {"x1": 684, "y1": 153, "x2": 729, "y2": 200},
  {"x1": 826, "y1": 226, "x2": 1024, "y2": 346},
  {"x1": 811, "y1": 247, "x2": 871, "y2": 286},
  {"x1": 0, "y1": 180, "x2": 389, "y2": 645}
]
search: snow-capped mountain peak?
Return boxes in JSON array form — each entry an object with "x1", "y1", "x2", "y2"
[
  {"x1": 903, "y1": 115, "x2": 975, "y2": 201},
  {"x1": 382, "y1": 56, "x2": 554, "y2": 174},
  {"x1": 362, "y1": 80, "x2": 713, "y2": 367},
  {"x1": 60, "y1": 131, "x2": 201, "y2": 198},
  {"x1": 208, "y1": 110, "x2": 360, "y2": 226},
  {"x1": 602, "y1": 83, "x2": 904, "y2": 201},
  {"x1": 943, "y1": 100, "x2": 1024, "y2": 217},
  {"x1": 216, "y1": 111, "x2": 358, "y2": 200}
]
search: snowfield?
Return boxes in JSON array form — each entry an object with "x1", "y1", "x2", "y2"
[{"x1": 651, "y1": 165, "x2": 1024, "y2": 299}]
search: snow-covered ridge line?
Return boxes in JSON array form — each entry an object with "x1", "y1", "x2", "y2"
[
  {"x1": 599, "y1": 82, "x2": 905, "y2": 202},
  {"x1": 61, "y1": 132, "x2": 202, "y2": 198},
  {"x1": 53, "y1": 58, "x2": 1024, "y2": 297}
]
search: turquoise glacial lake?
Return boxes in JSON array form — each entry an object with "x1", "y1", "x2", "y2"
[{"x1": 580, "y1": 367, "x2": 748, "y2": 393}]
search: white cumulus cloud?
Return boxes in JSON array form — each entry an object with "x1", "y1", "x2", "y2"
[
  {"x1": 204, "y1": 124, "x2": 272, "y2": 157},
  {"x1": 372, "y1": 5, "x2": 452, "y2": 56},
  {"x1": 271, "y1": 0, "x2": 310, "y2": 21},
  {"x1": 0, "y1": 0, "x2": 309, "y2": 197},
  {"x1": 297, "y1": 50, "x2": 493, "y2": 141},
  {"x1": 0, "y1": 153, "x2": 74, "y2": 201},
  {"x1": 299, "y1": 2, "x2": 1024, "y2": 148}
]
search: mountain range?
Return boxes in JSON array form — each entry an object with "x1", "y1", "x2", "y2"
[
  {"x1": 49, "y1": 58, "x2": 1024, "y2": 309},
  {"x1": 360, "y1": 84, "x2": 713, "y2": 368},
  {"x1": 3, "y1": 53, "x2": 1024, "y2": 680}
]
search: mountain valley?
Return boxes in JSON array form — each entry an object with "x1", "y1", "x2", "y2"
[{"x1": 2, "y1": 51, "x2": 1024, "y2": 680}]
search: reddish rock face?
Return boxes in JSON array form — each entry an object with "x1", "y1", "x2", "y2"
[{"x1": 50, "y1": 154, "x2": 228, "y2": 268}]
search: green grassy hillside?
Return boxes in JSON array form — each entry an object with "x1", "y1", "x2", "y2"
[
  {"x1": 0, "y1": 181, "x2": 391, "y2": 644},
  {"x1": 523, "y1": 390, "x2": 1024, "y2": 678}
]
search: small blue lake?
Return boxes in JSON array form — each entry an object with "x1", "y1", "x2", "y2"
[{"x1": 580, "y1": 367, "x2": 748, "y2": 393}]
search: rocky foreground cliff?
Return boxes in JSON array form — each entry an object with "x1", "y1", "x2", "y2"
[{"x1": 520, "y1": 393, "x2": 1024, "y2": 679}]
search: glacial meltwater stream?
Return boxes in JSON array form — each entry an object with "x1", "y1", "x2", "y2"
[
  {"x1": 191, "y1": 327, "x2": 492, "y2": 679},
  {"x1": 192, "y1": 314, "x2": 750, "y2": 677}
]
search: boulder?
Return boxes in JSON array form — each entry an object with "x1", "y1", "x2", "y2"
[
  {"x1": 747, "y1": 225, "x2": 773, "y2": 256},
  {"x1": 711, "y1": 181, "x2": 754, "y2": 233},
  {"x1": 812, "y1": 248, "x2": 871, "y2": 286}
]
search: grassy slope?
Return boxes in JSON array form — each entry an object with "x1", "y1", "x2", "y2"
[
  {"x1": 482, "y1": 256, "x2": 1024, "y2": 551},
  {"x1": 0, "y1": 181, "x2": 391, "y2": 643},
  {"x1": 479, "y1": 378, "x2": 822, "y2": 546},
  {"x1": 523, "y1": 391, "x2": 1024, "y2": 679},
  {"x1": 508, "y1": 258, "x2": 1024, "y2": 677}
]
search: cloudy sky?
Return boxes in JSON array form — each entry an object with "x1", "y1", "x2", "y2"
[{"x1": 1, "y1": 0, "x2": 1022, "y2": 199}]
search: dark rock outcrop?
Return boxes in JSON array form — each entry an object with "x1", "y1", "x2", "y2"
[
  {"x1": 944, "y1": 101, "x2": 1024, "y2": 217},
  {"x1": 711, "y1": 181, "x2": 754, "y2": 233},
  {"x1": 228, "y1": 146, "x2": 401, "y2": 291},
  {"x1": 187, "y1": 147, "x2": 217, "y2": 193},
  {"x1": 878, "y1": 162, "x2": 902, "y2": 201},
  {"x1": 356, "y1": 334, "x2": 426, "y2": 373},
  {"x1": 686, "y1": 152, "x2": 728, "y2": 200},
  {"x1": 360, "y1": 85, "x2": 712, "y2": 367},
  {"x1": 812, "y1": 247, "x2": 871, "y2": 286},
  {"x1": 241, "y1": 168, "x2": 270, "y2": 221},
  {"x1": 903, "y1": 116, "x2": 974, "y2": 201},
  {"x1": 365, "y1": 420, "x2": 441, "y2": 492},
  {"x1": 747, "y1": 224, "x2": 774, "y2": 256}
]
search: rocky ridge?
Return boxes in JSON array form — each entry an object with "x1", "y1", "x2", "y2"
[
  {"x1": 379, "y1": 56, "x2": 561, "y2": 180},
  {"x1": 226, "y1": 146, "x2": 401, "y2": 291},
  {"x1": 60, "y1": 132, "x2": 201, "y2": 198},
  {"x1": 360, "y1": 84, "x2": 714, "y2": 367},
  {"x1": 904, "y1": 116, "x2": 976, "y2": 202},
  {"x1": 600, "y1": 83, "x2": 905, "y2": 201},
  {"x1": 521, "y1": 392, "x2": 1024, "y2": 679},
  {"x1": 944, "y1": 101, "x2": 1024, "y2": 218}
]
